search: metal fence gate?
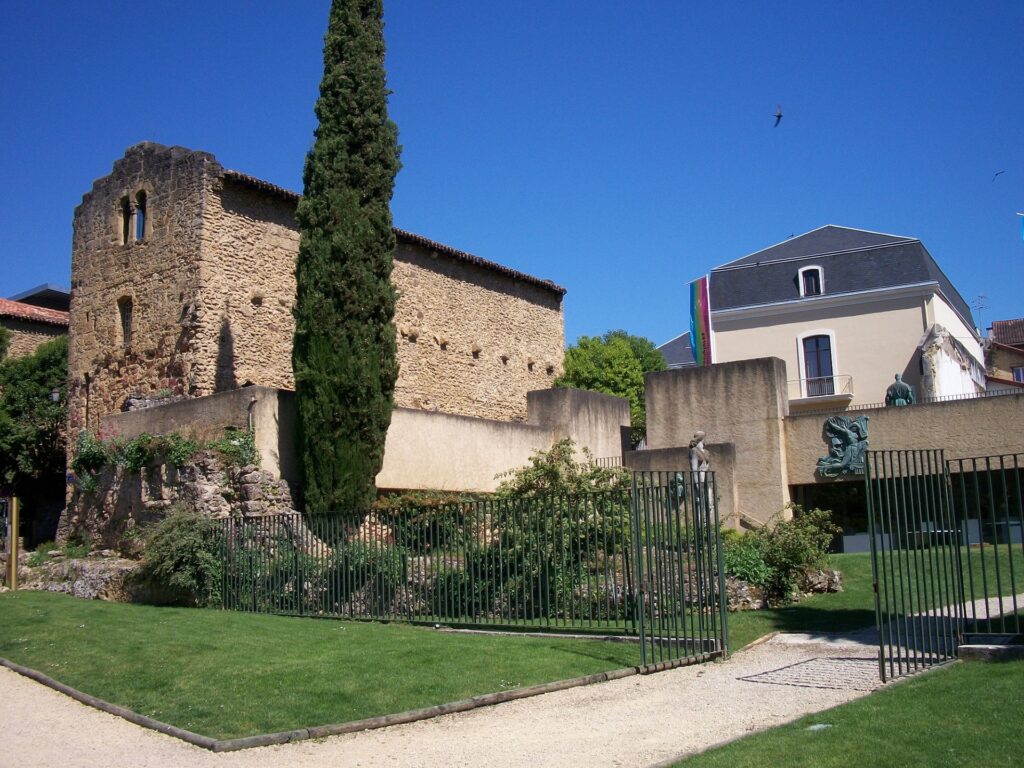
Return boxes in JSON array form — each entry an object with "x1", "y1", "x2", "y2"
[
  {"x1": 865, "y1": 450, "x2": 964, "y2": 681},
  {"x1": 631, "y1": 471, "x2": 728, "y2": 667},
  {"x1": 219, "y1": 471, "x2": 728, "y2": 670},
  {"x1": 867, "y1": 450, "x2": 1024, "y2": 681}
]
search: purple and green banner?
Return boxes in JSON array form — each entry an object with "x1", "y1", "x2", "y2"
[{"x1": 689, "y1": 276, "x2": 713, "y2": 367}]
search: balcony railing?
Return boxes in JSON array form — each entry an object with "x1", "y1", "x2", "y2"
[{"x1": 787, "y1": 374, "x2": 854, "y2": 402}]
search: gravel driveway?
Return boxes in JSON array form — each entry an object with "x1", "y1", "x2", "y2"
[{"x1": 1, "y1": 630, "x2": 882, "y2": 768}]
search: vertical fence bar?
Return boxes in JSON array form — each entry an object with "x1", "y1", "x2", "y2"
[{"x1": 866, "y1": 452, "x2": 888, "y2": 682}]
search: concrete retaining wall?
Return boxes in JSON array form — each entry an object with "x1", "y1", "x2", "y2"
[
  {"x1": 644, "y1": 359, "x2": 790, "y2": 525},
  {"x1": 98, "y1": 386, "x2": 631, "y2": 495}
]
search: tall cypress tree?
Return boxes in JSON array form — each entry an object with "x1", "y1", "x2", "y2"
[{"x1": 293, "y1": 0, "x2": 400, "y2": 514}]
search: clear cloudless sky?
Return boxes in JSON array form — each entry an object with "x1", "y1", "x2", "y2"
[{"x1": 1, "y1": 1, "x2": 1022, "y2": 346}]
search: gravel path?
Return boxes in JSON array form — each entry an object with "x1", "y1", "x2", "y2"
[{"x1": 1, "y1": 631, "x2": 881, "y2": 768}]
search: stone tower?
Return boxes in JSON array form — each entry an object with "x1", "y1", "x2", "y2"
[{"x1": 68, "y1": 142, "x2": 566, "y2": 436}]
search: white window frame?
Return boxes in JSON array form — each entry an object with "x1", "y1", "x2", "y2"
[
  {"x1": 796, "y1": 329, "x2": 839, "y2": 398},
  {"x1": 798, "y1": 265, "x2": 824, "y2": 297},
  {"x1": 1013, "y1": 366, "x2": 1024, "y2": 384}
]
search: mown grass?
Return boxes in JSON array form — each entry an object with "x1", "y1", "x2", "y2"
[
  {"x1": 0, "y1": 591, "x2": 638, "y2": 739},
  {"x1": 728, "y1": 553, "x2": 876, "y2": 650},
  {"x1": 674, "y1": 659, "x2": 1024, "y2": 767},
  {"x1": 729, "y1": 546, "x2": 1024, "y2": 651}
]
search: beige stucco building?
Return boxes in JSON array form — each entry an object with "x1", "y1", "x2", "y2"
[
  {"x1": 661, "y1": 226, "x2": 986, "y2": 413},
  {"x1": 67, "y1": 142, "x2": 566, "y2": 435},
  {"x1": 709, "y1": 226, "x2": 984, "y2": 411}
]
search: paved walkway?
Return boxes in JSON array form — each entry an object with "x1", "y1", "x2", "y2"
[{"x1": 1, "y1": 630, "x2": 881, "y2": 768}]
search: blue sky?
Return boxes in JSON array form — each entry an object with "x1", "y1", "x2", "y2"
[{"x1": 2, "y1": 1, "x2": 1021, "y2": 345}]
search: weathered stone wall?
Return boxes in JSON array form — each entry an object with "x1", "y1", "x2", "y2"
[
  {"x1": 70, "y1": 143, "x2": 565, "y2": 432},
  {"x1": 193, "y1": 177, "x2": 300, "y2": 395},
  {"x1": 60, "y1": 454, "x2": 297, "y2": 549},
  {"x1": 392, "y1": 243, "x2": 564, "y2": 420},
  {"x1": 1, "y1": 318, "x2": 65, "y2": 358},
  {"x1": 68, "y1": 143, "x2": 216, "y2": 434}
]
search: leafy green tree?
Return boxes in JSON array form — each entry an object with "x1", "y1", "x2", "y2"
[
  {"x1": 555, "y1": 330, "x2": 666, "y2": 446},
  {"x1": 0, "y1": 326, "x2": 10, "y2": 360},
  {"x1": 292, "y1": 0, "x2": 401, "y2": 514},
  {"x1": 0, "y1": 335, "x2": 67, "y2": 491}
]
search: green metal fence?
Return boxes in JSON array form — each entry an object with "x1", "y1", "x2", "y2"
[
  {"x1": 219, "y1": 471, "x2": 727, "y2": 669},
  {"x1": 948, "y1": 453, "x2": 1024, "y2": 640},
  {"x1": 866, "y1": 450, "x2": 963, "y2": 682},
  {"x1": 867, "y1": 449, "x2": 1024, "y2": 681}
]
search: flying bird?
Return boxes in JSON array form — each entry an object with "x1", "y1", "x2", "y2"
[
  {"x1": 773, "y1": 104, "x2": 783, "y2": 127},
  {"x1": 992, "y1": 170, "x2": 1006, "y2": 182}
]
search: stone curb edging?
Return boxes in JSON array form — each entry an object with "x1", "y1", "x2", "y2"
[
  {"x1": 0, "y1": 657, "x2": 217, "y2": 751},
  {"x1": 1, "y1": 653, "x2": 718, "y2": 753}
]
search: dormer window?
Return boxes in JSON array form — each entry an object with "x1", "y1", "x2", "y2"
[{"x1": 798, "y1": 266, "x2": 823, "y2": 297}]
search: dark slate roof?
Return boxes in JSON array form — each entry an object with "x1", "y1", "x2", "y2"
[
  {"x1": 657, "y1": 331, "x2": 695, "y2": 368},
  {"x1": 710, "y1": 225, "x2": 974, "y2": 327},
  {"x1": 990, "y1": 318, "x2": 1024, "y2": 348},
  {"x1": 222, "y1": 170, "x2": 566, "y2": 296},
  {"x1": 7, "y1": 283, "x2": 71, "y2": 312}
]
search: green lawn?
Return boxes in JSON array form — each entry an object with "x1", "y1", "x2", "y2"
[
  {"x1": 728, "y1": 553, "x2": 876, "y2": 650},
  {"x1": 0, "y1": 591, "x2": 638, "y2": 739},
  {"x1": 674, "y1": 659, "x2": 1024, "y2": 767},
  {"x1": 729, "y1": 547, "x2": 1024, "y2": 651}
]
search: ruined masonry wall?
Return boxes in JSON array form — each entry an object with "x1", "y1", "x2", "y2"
[
  {"x1": 1, "y1": 319, "x2": 65, "y2": 358},
  {"x1": 70, "y1": 143, "x2": 565, "y2": 429},
  {"x1": 392, "y1": 243, "x2": 564, "y2": 420},
  {"x1": 68, "y1": 144, "x2": 212, "y2": 433},
  {"x1": 193, "y1": 178, "x2": 300, "y2": 395},
  {"x1": 191, "y1": 177, "x2": 564, "y2": 422}
]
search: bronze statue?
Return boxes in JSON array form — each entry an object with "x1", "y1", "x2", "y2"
[
  {"x1": 817, "y1": 415, "x2": 869, "y2": 477},
  {"x1": 885, "y1": 374, "x2": 916, "y2": 407}
]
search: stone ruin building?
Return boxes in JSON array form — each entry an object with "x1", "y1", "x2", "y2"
[{"x1": 68, "y1": 142, "x2": 567, "y2": 436}]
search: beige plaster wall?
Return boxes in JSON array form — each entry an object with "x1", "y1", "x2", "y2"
[
  {"x1": 68, "y1": 143, "x2": 213, "y2": 433},
  {"x1": 784, "y1": 392, "x2": 1024, "y2": 486},
  {"x1": 1, "y1": 319, "x2": 65, "y2": 358},
  {"x1": 526, "y1": 387, "x2": 630, "y2": 459},
  {"x1": 987, "y1": 345, "x2": 1024, "y2": 383},
  {"x1": 928, "y1": 295, "x2": 983, "y2": 366},
  {"x1": 713, "y1": 292, "x2": 929, "y2": 408},
  {"x1": 644, "y1": 359, "x2": 791, "y2": 524},
  {"x1": 625, "y1": 444, "x2": 740, "y2": 528}
]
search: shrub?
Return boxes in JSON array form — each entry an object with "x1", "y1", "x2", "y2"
[
  {"x1": 723, "y1": 534, "x2": 772, "y2": 586},
  {"x1": 111, "y1": 433, "x2": 157, "y2": 472},
  {"x1": 721, "y1": 506, "x2": 840, "y2": 606},
  {"x1": 209, "y1": 427, "x2": 258, "y2": 469},
  {"x1": 62, "y1": 538, "x2": 92, "y2": 560},
  {"x1": 136, "y1": 506, "x2": 223, "y2": 607},
  {"x1": 495, "y1": 438, "x2": 630, "y2": 497},
  {"x1": 27, "y1": 541, "x2": 58, "y2": 567}
]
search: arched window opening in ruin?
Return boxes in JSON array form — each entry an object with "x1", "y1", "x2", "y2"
[
  {"x1": 135, "y1": 191, "x2": 147, "y2": 242},
  {"x1": 120, "y1": 196, "x2": 132, "y2": 245},
  {"x1": 118, "y1": 296, "x2": 134, "y2": 351}
]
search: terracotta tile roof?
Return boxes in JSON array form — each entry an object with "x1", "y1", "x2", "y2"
[
  {"x1": 990, "y1": 319, "x2": 1024, "y2": 347},
  {"x1": 222, "y1": 170, "x2": 566, "y2": 296},
  {"x1": 0, "y1": 298, "x2": 69, "y2": 327}
]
